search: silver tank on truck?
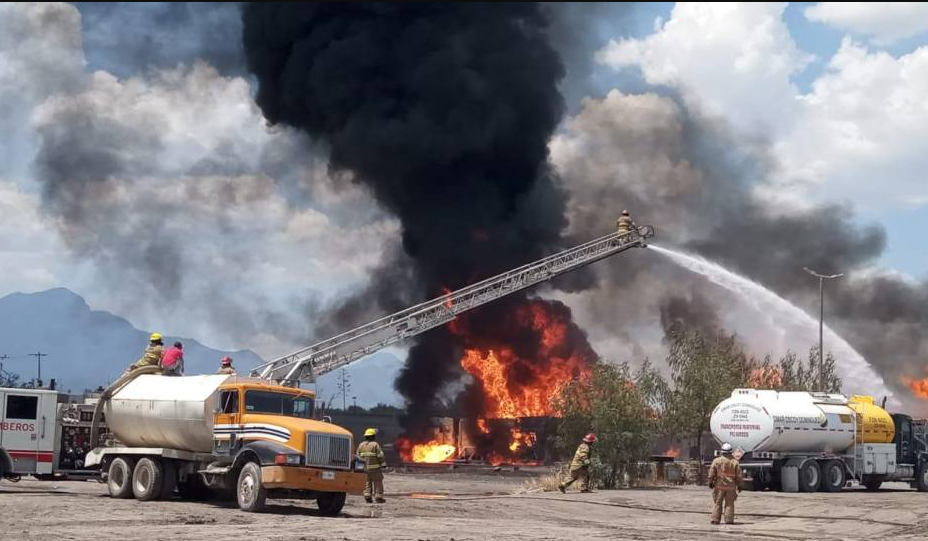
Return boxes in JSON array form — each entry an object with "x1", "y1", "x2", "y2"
[{"x1": 104, "y1": 374, "x2": 229, "y2": 452}]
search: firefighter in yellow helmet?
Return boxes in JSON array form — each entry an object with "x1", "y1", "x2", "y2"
[
  {"x1": 127, "y1": 332, "x2": 164, "y2": 373},
  {"x1": 558, "y1": 433, "x2": 596, "y2": 493},
  {"x1": 356, "y1": 428, "x2": 386, "y2": 503},
  {"x1": 616, "y1": 210, "x2": 635, "y2": 238},
  {"x1": 708, "y1": 442, "x2": 742, "y2": 525}
]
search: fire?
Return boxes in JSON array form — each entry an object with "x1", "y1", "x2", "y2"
[
  {"x1": 441, "y1": 287, "x2": 454, "y2": 309},
  {"x1": 456, "y1": 302, "x2": 592, "y2": 420},
  {"x1": 904, "y1": 375, "x2": 928, "y2": 400},
  {"x1": 397, "y1": 437, "x2": 456, "y2": 463},
  {"x1": 508, "y1": 427, "x2": 536, "y2": 452},
  {"x1": 749, "y1": 366, "x2": 783, "y2": 389},
  {"x1": 664, "y1": 447, "x2": 681, "y2": 458},
  {"x1": 477, "y1": 418, "x2": 490, "y2": 434}
]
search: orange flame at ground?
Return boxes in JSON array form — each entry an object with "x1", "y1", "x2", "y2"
[
  {"x1": 397, "y1": 437, "x2": 456, "y2": 463},
  {"x1": 749, "y1": 366, "x2": 783, "y2": 389},
  {"x1": 664, "y1": 447, "x2": 681, "y2": 458},
  {"x1": 903, "y1": 375, "x2": 928, "y2": 400}
]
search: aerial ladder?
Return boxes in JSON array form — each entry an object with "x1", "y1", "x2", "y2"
[{"x1": 251, "y1": 225, "x2": 655, "y2": 385}]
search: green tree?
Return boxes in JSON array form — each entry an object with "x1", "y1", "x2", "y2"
[
  {"x1": 662, "y1": 330, "x2": 752, "y2": 460},
  {"x1": 553, "y1": 361, "x2": 665, "y2": 488},
  {"x1": 776, "y1": 347, "x2": 841, "y2": 393}
]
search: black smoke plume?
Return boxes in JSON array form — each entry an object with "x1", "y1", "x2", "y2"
[{"x1": 243, "y1": 3, "x2": 597, "y2": 431}]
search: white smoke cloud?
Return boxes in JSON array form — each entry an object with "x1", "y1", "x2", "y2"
[{"x1": 0, "y1": 3, "x2": 399, "y2": 357}]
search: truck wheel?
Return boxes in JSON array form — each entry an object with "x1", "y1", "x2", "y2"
[
  {"x1": 107, "y1": 457, "x2": 136, "y2": 499},
  {"x1": 159, "y1": 460, "x2": 178, "y2": 500},
  {"x1": 863, "y1": 475, "x2": 883, "y2": 491},
  {"x1": 798, "y1": 460, "x2": 821, "y2": 492},
  {"x1": 236, "y1": 462, "x2": 267, "y2": 512},
  {"x1": 819, "y1": 460, "x2": 845, "y2": 492},
  {"x1": 317, "y1": 492, "x2": 346, "y2": 516},
  {"x1": 917, "y1": 463, "x2": 928, "y2": 492},
  {"x1": 132, "y1": 458, "x2": 164, "y2": 501}
]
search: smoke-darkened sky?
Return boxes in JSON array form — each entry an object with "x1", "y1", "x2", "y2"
[{"x1": 1, "y1": 2, "x2": 927, "y2": 407}]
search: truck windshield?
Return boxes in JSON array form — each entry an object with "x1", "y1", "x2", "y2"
[{"x1": 244, "y1": 391, "x2": 314, "y2": 419}]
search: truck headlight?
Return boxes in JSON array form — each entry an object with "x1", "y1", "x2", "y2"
[{"x1": 275, "y1": 453, "x2": 302, "y2": 466}]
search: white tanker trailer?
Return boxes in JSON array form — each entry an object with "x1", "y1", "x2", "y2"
[
  {"x1": 83, "y1": 373, "x2": 365, "y2": 513},
  {"x1": 710, "y1": 389, "x2": 928, "y2": 492}
]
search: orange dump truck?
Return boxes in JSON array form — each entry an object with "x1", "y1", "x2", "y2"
[{"x1": 84, "y1": 374, "x2": 364, "y2": 513}]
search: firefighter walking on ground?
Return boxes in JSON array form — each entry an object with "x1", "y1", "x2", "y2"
[
  {"x1": 216, "y1": 356, "x2": 235, "y2": 375},
  {"x1": 127, "y1": 332, "x2": 164, "y2": 373},
  {"x1": 357, "y1": 428, "x2": 386, "y2": 503},
  {"x1": 708, "y1": 442, "x2": 742, "y2": 525},
  {"x1": 559, "y1": 433, "x2": 596, "y2": 493}
]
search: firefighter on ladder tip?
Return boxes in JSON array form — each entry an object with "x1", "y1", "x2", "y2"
[
  {"x1": 357, "y1": 428, "x2": 386, "y2": 503},
  {"x1": 559, "y1": 433, "x2": 596, "y2": 493},
  {"x1": 708, "y1": 442, "x2": 742, "y2": 525},
  {"x1": 217, "y1": 356, "x2": 236, "y2": 375},
  {"x1": 616, "y1": 210, "x2": 635, "y2": 238},
  {"x1": 127, "y1": 332, "x2": 164, "y2": 374}
]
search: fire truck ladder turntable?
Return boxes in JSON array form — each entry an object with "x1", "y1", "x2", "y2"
[{"x1": 251, "y1": 225, "x2": 655, "y2": 385}]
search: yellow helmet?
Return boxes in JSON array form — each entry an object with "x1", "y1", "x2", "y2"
[
  {"x1": 149, "y1": 332, "x2": 162, "y2": 341},
  {"x1": 364, "y1": 428, "x2": 377, "y2": 437}
]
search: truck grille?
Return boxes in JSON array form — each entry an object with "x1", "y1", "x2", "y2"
[{"x1": 305, "y1": 432, "x2": 352, "y2": 470}]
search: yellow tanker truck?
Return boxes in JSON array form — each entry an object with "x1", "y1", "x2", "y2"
[{"x1": 711, "y1": 389, "x2": 928, "y2": 492}]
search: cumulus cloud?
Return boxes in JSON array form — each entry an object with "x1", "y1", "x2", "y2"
[
  {"x1": 805, "y1": 2, "x2": 928, "y2": 45},
  {"x1": 597, "y1": 2, "x2": 928, "y2": 213}
]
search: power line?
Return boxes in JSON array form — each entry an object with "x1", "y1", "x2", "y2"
[{"x1": 28, "y1": 352, "x2": 48, "y2": 384}]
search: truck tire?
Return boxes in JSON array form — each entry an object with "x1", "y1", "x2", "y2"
[
  {"x1": 317, "y1": 492, "x2": 346, "y2": 516},
  {"x1": 798, "y1": 460, "x2": 821, "y2": 492},
  {"x1": 132, "y1": 458, "x2": 164, "y2": 501},
  {"x1": 236, "y1": 462, "x2": 267, "y2": 512},
  {"x1": 819, "y1": 460, "x2": 845, "y2": 492},
  {"x1": 863, "y1": 474, "x2": 883, "y2": 491},
  {"x1": 107, "y1": 457, "x2": 136, "y2": 499},
  {"x1": 916, "y1": 462, "x2": 928, "y2": 492},
  {"x1": 159, "y1": 460, "x2": 178, "y2": 500}
]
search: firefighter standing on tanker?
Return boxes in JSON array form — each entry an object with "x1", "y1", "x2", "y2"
[
  {"x1": 216, "y1": 356, "x2": 236, "y2": 375},
  {"x1": 708, "y1": 442, "x2": 742, "y2": 525},
  {"x1": 558, "y1": 433, "x2": 596, "y2": 493},
  {"x1": 357, "y1": 428, "x2": 386, "y2": 503}
]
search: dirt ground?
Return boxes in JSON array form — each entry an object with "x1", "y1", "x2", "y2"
[{"x1": 3, "y1": 470, "x2": 928, "y2": 541}]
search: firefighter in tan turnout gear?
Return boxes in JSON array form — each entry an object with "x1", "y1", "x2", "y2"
[
  {"x1": 357, "y1": 428, "x2": 386, "y2": 503},
  {"x1": 216, "y1": 356, "x2": 235, "y2": 375},
  {"x1": 708, "y1": 442, "x2": 742, "y2": 525},
  {"x1": 127, "y1": 332, "x2": 164, "y2": 373},
  {"x1": 558, "y1": 433, "x2": 596, "y2": 493},
  {"x1": 616, "y1": 210, "x2": 635, "y2": 237}
]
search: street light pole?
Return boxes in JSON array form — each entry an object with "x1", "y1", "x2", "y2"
[{"x1": 803, "y1": 267, "x2": 843, "y2": 391}]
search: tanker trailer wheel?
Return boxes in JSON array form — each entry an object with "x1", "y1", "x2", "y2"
[
  {"x1": 316, "y1": 491, "x2": 346, "y2": 516},
  {"x1": 917, "y1": 462, "x2": 928, "y2": 492},
  {"x1": 798, "y1": 460, "x2": 821, "y2": 492},
  {"x1": 107, "y1": 457, "x2": 136, "y2": 499},
  {"x1": 236, "y1": 461, "x2": 267, "y2": 512},
  {"x1": 819, "y1": 460, "x2": 846, "y2": 492},
  {"x1": 132, "y1": 458, "x2": 164, "y2": 501}
]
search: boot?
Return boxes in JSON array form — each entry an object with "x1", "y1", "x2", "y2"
[
  {"x1": 557, "y1": 485, "x2": 566, "y2": 494},
  {"x1": 364, "y1": 497, "x2": 373, "y2": 503},
  {"x1": 375, "y1": 497, "x2": 386, "y2": 504}
]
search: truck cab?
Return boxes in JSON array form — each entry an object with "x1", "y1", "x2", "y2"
[{"x1": 0, "y1": 387, "x2": 59, "y2": 479}]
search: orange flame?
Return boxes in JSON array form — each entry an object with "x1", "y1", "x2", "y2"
[
  {"x1": 904, "y1": 375, "x2": 928, "y2": 400},
  {"x1": 441, "y1": 287, "x2": 454, "y2": 309},
  {"x1": 749, "y1": 366, "x2": 783, "y2": 389},
  {"x1": 664, "y1": 447, "x2": 681, "y2": 458},
  {"x1": 508, "y1": 427, "x2": 536, "y2": 452},
  {"x1": 397, "y1": 437, "x2": 456, "y2": 463},
  {"x1": 477, "y1": 418, "x2": 490, "y2": 435}
]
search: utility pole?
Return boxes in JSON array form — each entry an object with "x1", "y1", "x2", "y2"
[
  {"x1": 803, "y1": 268, "x2": 843, "y2": 391},
  {"x1": 0, "y1": 354, "x2": 8, "y2": 385},
  {"x1": 337, "y1": 367, "x2": 351, "y2": 411},
  {"x1": 29, "y1": 352, "x2": 48, "y2": 385}
]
